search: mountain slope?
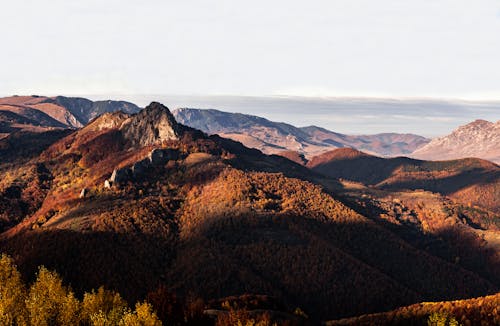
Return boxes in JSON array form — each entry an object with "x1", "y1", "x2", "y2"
[
  {"x1": 412, "y1": 119, "x2": 500, "y2": 164},
  {"x1": 326, "y1": 292, "x2": 500, "y2": 325},
  {"x1": 0, "y1": 95, "x2": 140, "y2": 134},
  {"x1": 0, "y1": 102, "x2": 498, "y2": 322},
  {"x1": 308, "y1": 148, "x2": 500, "y2": 213},
  {"x1": 173, "y1": 108, "x2": 430, "y2": 158},
  {"x1": 301, "y1": 126, "x2": 430, "y2": 156}
]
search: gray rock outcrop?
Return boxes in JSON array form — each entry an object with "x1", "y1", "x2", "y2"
[
  {"x1": 121, "y1": 102, "x2": 182, "y2": 147},
  {"x1": 131, "y1": 158, "x2": 152, "y2": 177},
  {"x1": 149, "y1": 148, "x2": 179, "y2": 166},
  {"x1": 110, "y1": 167, "x2": 132, "y2": 184}
]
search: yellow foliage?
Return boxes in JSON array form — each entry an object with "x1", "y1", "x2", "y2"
[
  {"x1": 25, "y1": 267, "x2": 80, "y2": 326},
  {"x1": 118, "y1": 302, "x2": 162, "y2": 326},
  {"x1": 82, "y1": 287, "x2": 128, "y2": 325},
  {"x1": 0, "y1": 255, "x2": 164, "y2": 325},
  {"x1": 0, "y1": 254, "x2": 27, "y2": 325}
]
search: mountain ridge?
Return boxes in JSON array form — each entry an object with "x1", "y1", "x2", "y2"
[
  {"x1": 412, "y1": 119, "x2": 500, "y2": 164},
  {"x1": 1, "y1": 102, "x2": 498, "y2": 322},
  {"x1": 0, "y1": 95, "x2": 140, "y2": 137},
  {"x1": 173, "y1": 107, "x2": 430, "y2": 158}
]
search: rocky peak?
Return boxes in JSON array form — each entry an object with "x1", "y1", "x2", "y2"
[
  {"x1": 86, "y1": 111, "x2": 131, "y2": 132},
  {"x1": 456, "y1": 119, "x2": 493, "y2": 132},
  {"x1": 121, "y1": 102, "x2": 182, "y2": 147},
  {"x1": 412, "y1": 119, "x2": 500, "y2": 164}
]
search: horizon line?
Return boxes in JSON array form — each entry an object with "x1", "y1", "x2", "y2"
[{"x1": 3, "y1": 92, "x2": 500, "y2": 104}]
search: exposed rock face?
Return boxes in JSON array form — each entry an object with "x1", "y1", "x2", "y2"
[
  {"x1": 131, "y1": 158, "x2": 151, "y2": 177},
  {"x1": 108, "y1": 147, "x2": 180, "y2": 186},
  {"x1": 149, "y1": 148, "x2": 180, "y2": 166},
  {"x1": 85, "y1": 112, "x2": 131, "y2": 132},
  {"x1": 121, "y1": 102, "x2": 182, "y2": 147},
  {"x1": 110, "y1": 168, "x2": 132, "y2": 185},
  {"x1": 79, "y1": 188, "x2": 88, "y2": 198}
]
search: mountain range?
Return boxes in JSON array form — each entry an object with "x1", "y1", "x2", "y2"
[
  {"x1": 0, "y1": 95, "x2": 139, "y2": 138},
  {"x1": 173, "y1": 108, "x2": 430, "y2": 158},
  {"x1": 0, "y1": 101, "x2": 498, "y2": 324},
  {"x1": 2, "y1": 96, "x2": 498, "y2": 165}
]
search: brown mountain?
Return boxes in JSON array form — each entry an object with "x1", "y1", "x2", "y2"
[
  {"x1": 0, "y1": 95, "x2": 140, "y2": 137},
  {"x1": 172, "y1": 108, "x2": 430, "y2": 158},
  {"x1": 0, "y1": 103, "x2": 498, "y2": 322},
  {"x1": 308, "y1": 148, "x2": 500, "y2": 213},
  {"x1": 412, "y1": 119, "x2": 500, "y2": 164}
]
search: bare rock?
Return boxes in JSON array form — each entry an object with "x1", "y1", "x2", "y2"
[
  {"x1": 131, "y1": 158, "x2": 151, "y2": 177},
  {"x1": 110, "y1": 167, "x2": 132, "y2": 184},
  {"x1": 149, "y1": 148, "x2": 179, "y2": 166},
  {"x1": 79, "y1": 188, "x2": 88, "y2": 198},
  {"x1": 121, "y1": 102, "x2": 182, "y2": 147}
]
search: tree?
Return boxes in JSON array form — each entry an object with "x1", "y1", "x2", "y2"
[
  {"x1": 82, "y1": 286, "x2": 128, "y2": 325},
  {"x1": 119, "y1": 302, "x2": 162, "y2": 326},
  {"x1": 428, "y1": 312, "x2": 461, "y2": 326},
  {"x1": 25, "y1": 266, "x2": 80, "y2": 326},
  {"x1": 0, "y1": 254, "x2": 28, "y2": 325}
]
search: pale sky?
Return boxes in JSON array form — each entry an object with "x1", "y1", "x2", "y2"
[{"x1": 2, "y1": 0, "x2": 500, "y2": 99}]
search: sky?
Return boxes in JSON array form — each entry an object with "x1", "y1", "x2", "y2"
[
  {"x1": 1, "y1": 1, "x2": 499, "y2": 135},
  {"x1": 118, "y1": 95, "x2": 499, "y2": 137}
]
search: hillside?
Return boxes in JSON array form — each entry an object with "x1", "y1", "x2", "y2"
[
  {"x1": 0, "y1": 95, "x2": 140, "y2": 136},
  {"x1": 0, "y1": 102, "x2": 498, "y2": 323},
  {"x1": 173, "y1": 108, "x2": 430, "y2": 158},
  {"x1": 326, "y1": 292, "x2": 500, "y2": 325},
  {"x1": 412, "y1": 119, "x2": 500, "y2": 164},
  {"x1": 301, "y1": 126, "x2": 429, "y2": 156},
  {"x1": 308, "y1": 148, "x2": 500, "y2": 213}
]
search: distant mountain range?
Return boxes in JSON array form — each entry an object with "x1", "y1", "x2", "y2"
[
  {"x1": 412, "y1": 119, "x2": 500, "y2": 164},
  {"x1": 0, "y1": 101, "x2": 498, "y2": 323},
  {"x1": 0, "y1": 95, "x2": 139, "y2": 137},
  {"x1": 1, "y1": 96, "x2": 498, "y2": 164},
  {"x1": 173, "y1": 108, "x2": 430, "y2": 158}
]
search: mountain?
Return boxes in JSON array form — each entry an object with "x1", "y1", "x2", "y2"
[
  {"x1": 412, "y1": 119, "x2": 500, "y2": 164},
  {"x1": 0, "y1": 95, "x2": 140, "y2": 137},
  {"x1": 173, "y1": 108, "x2": 430, "y2": 158},
  {"x1": 308, "y1": 148, "x2": 500, "y2": 213},
  {"x1": 302, "y1": 126, "x2": 430, "y2": 157},
  {"x1": 0, "y1": 102, "x2": 498, "y2": 323},
  {"x1": 307, "y1": 148, "x2": 500, "y2": 290}
]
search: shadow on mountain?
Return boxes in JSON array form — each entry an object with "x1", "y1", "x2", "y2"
[
  {"x1": 308, "y1": 151, "x2": 499, "y2": 211},
  {"x1": 1, "y1": 210, "x2": 498, "y2": 322},
  {"x1": 340, "y1": 197, "x2": 500, "y2": 285},
  {"x1": 167, "y1": 213, "x2": 499, "y2": 320},
  {"x1": 379, "y1": 168, "x2": 499, "y2": 196},
  {"x1": 308, "y1": 153, "x2": 413, "y2": 184},
  {"x1": 0, "y1": 229, "x2": 176, "y2": 303},
  {"x1": 0, "y1": 130, "x2": 73, "y2": 166}
]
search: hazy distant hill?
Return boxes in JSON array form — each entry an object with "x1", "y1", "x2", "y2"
[
  {"x1": 0, "y1": 95, "x2": 140, "y2": 137},
  {"x1": 173, "y1": 108, "x2": 430, "y2": 158},
  {"x1": 412, "y1": 119, "x2": 500, "y2": 164}
]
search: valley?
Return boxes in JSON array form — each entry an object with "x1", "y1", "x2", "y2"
[{"x1": 0, "y1": 100, "x2": 498, "y2": 325}]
